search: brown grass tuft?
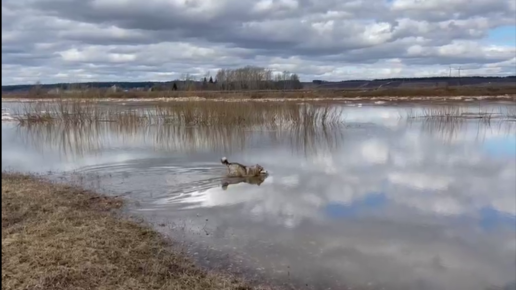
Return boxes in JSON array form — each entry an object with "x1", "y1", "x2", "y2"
[{"x1": 1, "y1": 172, "x2": 269, "y2": 290}]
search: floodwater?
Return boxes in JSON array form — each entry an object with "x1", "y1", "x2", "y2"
[{"x1": 2, "y1": 101, "x2": 516, "y2": 290}]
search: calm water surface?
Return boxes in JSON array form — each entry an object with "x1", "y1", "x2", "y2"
[{"x1": 2, "y1": 101, "x2": 516, "y2": 290}]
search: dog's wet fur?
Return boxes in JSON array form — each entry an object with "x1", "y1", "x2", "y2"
[
  {"x1": 221, "y1": 157, "x2": 268, "y2": 178},
  {"x1": 221, "y1": 175, "x2": 267, "y2": 190}
]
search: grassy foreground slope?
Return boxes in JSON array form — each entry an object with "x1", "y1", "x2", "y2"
[{"x1": 1, "y1": 173, "x2": 269, "y2": 290}]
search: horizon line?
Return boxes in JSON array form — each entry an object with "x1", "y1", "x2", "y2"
[{"x1": 2, "y1": 75, "x2": 515, "y2": 88}]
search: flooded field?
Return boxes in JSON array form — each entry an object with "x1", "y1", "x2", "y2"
[{"x1": 2, "y1": 100, "x2": 516, "y2": 290}]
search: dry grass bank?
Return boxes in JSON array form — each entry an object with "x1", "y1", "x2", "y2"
[
  {"x1": 1, "y1": 173, "x2": 269, "y2": 290},
  {"x1": 3, "y1": 85, "x2": 516, "y2": 100}
]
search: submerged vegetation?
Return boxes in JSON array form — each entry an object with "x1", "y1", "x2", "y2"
[
  {"x1": 402, "y1": 105, "x2": 516, "y2": 121},
  {"x1": 407, "y1": 114, "x2": 516, "y2": 144},
  {"x1": 401, "y1": 104, "x2": 516, "y2": 144}
]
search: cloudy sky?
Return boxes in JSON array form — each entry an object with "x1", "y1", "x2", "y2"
[{"x1": 2, "y1": 0, "x2": 516, "y2": 85}]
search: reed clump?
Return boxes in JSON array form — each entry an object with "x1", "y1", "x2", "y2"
[
  {"x1": 402, "y1": 105, "x2": 516, "y2": 121},
  {"x1": 12, "y1": 101, "x2": 112, "y2": 125},
  {"x1": 11, "y1": 101, "x2": 345, "y2": 128},
  {"x1": 10, "y1": 101, "x2": 346, "y2": 158}
]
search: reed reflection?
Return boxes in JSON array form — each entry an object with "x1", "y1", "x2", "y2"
[
  {"x1": 14, "y1": 118, "x2": 347, "y2": 159},
  {"x1": 407, "y1": 115, "x2": 516, "y2": 145}
]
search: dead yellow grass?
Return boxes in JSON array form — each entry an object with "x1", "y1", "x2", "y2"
[{"x1": 1, "y1": 173, "x2": 268, "y2": 290}]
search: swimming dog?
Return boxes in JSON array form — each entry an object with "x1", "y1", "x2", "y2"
[
  {"x1": 220, "y1": 157, "x2": 268, "y2": 177},
  {"x1": 221, "y1": 175, "x2": 267, "y2": 190}
]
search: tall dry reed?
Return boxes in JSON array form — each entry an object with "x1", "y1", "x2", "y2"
[
  {"x1": 12, "y1": 101, "x2": 347, "y2": 158},
  {"x1": 11, "y1": 100, "x2": 346, "y2": 128}
]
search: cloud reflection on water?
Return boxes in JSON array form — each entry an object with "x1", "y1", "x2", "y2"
[{"x1": 146, "y1": 112, "x2": 515, "y2": 289}]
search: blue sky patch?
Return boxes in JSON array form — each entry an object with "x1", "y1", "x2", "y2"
[
  {"x1": 478, "y1": 206, "x2": 516, "y2": 231},
  {"x1": 324, "y1": 192, "x2": 388, "y2": 219},
  {"x1": 483, "y1": 136, "x2": 516, "y2": 158},
  {"x1": 484, "y1": 25, "x2": 516, "y2": 46}
]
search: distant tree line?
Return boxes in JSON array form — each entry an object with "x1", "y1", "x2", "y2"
[
  {"x1": 148, "y1": 66, "x2": 302, "y2": 91},
  {"x1": 372, "y1": 76, "x2": 516, "y2": 82},
  {"x1": 2, "y1": 73, "x2": 514, "y2": 93}
]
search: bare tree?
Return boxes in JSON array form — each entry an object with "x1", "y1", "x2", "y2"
[
  {"x1": 214, "y1": 66, "x2": 302, "y2": 91},
  {"x1": 181, "y1": 73, "x2": 197, "y2": 91}
]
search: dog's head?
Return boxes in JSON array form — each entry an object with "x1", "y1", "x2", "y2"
[
  {"x1": 244, "y1": 164, "x2": 267, "y2": 177},
  {"x1": 255, "y1": 164, "x2": 268, "y2": 175}
]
